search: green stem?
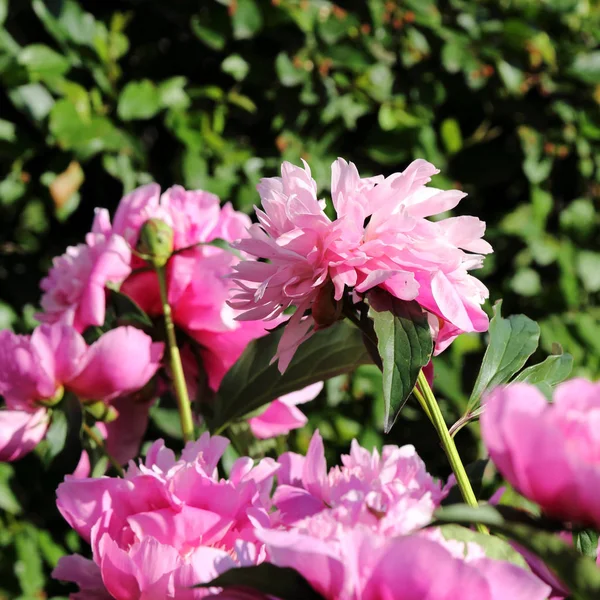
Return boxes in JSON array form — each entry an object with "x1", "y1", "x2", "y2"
[
  {"x1": 83, "y1": 423, "x2": 124, "y2": 477},
  {"x1": 416, "y1": 370, "x2": 488, "y2": 535},
  {"x1": 156, "y1": 266, "x2": 195, "y2": 443}
]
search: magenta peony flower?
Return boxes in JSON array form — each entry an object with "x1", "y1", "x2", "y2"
[
  {"x1": 271, "y1": 430, "x2": 446, "y2": 534},
  {"x1": 231, "y1": 158, "x2": 492, "y2": 372},
  {"x1": 54, "y1": 434, "x2": 277, "y2": 598},
  {"x1": 482, "y1": 379, "x2": 600, "y2": 527},
  {"x1": 256, "y1": 527, "x2": 549, "y2": 600},
  {"x1": 39, "y1": 233, "x2": 132, "y2": 333},
  {"x1": 0, "y1": 324, "x2": 163, "y2": 462}
]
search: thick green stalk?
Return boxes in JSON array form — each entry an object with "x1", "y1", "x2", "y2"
[
  {"x1": 156, "y1": 267, "x2": 195, "y2": 443},
  {"x1": 416, "y1": 370, "x2": 488, "y2": 534}
]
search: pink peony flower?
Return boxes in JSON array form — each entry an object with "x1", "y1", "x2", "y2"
[
  {"x1": 231, "y1": 158, "x2": 492, "y2": 372},
  {"x1": 0, "y1": 324, "x2": 163, "y2": 462},
  {"x1": 482, "y1": 378, "x2": 600, "y2": 528},
  {"x1": 95, "y1": 183, "x2": 320, "y2": 430},
  {"x1": 54, "y1": 434, "x2": 276, "y2": 598},
  {"x1": 53, "y1": 538, "x2": 253, "y2": 600},
  {"x1": 39, "y1": 233, "x2": 132, "y2": 333},
  {"x1": 96, "y1": 184, "x2": 271, "y2": 392},
  {"x1": 272, "y1": 430, "x2": 446, "y2": 534},
  {"x1": 256, "y1": 527, "x2": 550, "y2": 600},
  {"x1": 248, "y1": 382, "x2": 323, "y2": 439}
]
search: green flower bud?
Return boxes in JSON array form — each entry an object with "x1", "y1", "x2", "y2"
[
  {"x1": 84, "y1": 400, "x2": 118, "y2": 423},
  {"x1": 38, "y1": 384, "x2": 64, "y2": 407},
  {"x1": 137, "y1": 218, "x2": 174, "y2": 268}
]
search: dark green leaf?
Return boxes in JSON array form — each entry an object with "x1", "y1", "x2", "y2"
[
  {"x1": 42, "y1": 409, "x2": 69, "y2": 466},
  {"x1": 575, "y1": 530, "x2": 600, "y2": 560},
  {"x1": 197, "y1": 563, "x2": 324, "y2": 600},
  {"x1": 38, "y1": 393, "x2": 82, "y2": 471},
  {"x1": 107, "y1": 288, "x2": 154, "y2": 329},
  {"x1": 435, "y1": 504, "x2": 600, "y2": 600},
  {"x1": 211, "y1": 321, "x2": 372, "y2": 433},
  {"x1": 467, "y1": 300, "x2": 540, "y2": 413},
  {"x1": 368, "y1": 291, "x2": 433, "y2": 432}
]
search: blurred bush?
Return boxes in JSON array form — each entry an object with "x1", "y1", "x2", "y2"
[{"x1": 1, "y1": 0, "x2": 600, "y2": 596}]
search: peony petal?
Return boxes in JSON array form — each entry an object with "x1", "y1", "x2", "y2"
[{"x1": 0, "y1": 408, "x2": 48, "y2": 461}]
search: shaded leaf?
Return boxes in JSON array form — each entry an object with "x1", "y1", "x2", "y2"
[
  {"x1": 435, "y1": 504, "x2": 600, "y2": 600},
  {"x1": 197, "y1": 563, "x2": 324, "y2": 600},
  {"x1": 211, "y1": 321, "x2": 372, "y2": 433},
  {"x1": 107, "y1": 288, "x2": 154, "y2": 329},
  {"x1": 368, "y1": 290, "x2": 433, "y2": 432}
]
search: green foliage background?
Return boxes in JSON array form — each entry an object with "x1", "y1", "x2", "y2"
[{"x1": 0, "y1": 0, "x2": 599, "y2": 597}]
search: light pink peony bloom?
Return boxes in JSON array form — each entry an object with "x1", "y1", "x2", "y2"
[
  {"x1": 482, "y1": 379, "x2": 600, "y2": 528},
  {"x1": 39, "y1": 233, "x2": 132, "y2": 333},
  {"x1": 0, "y1": 324, "x2": 162, "y2": 462},
  {"x1": 54, "y1": 434, "x2": 276, "y2": 598},
  {"x1": 248, "y1": 382, "x2": 323, "y2": 439},
  {"x1": 256, "y1": 527, "x2": 550, "y2": 600},
  {"x1": 231, "y1": 158, "x2": 492, "y2": 371},
  {"x1": 272, "y1": 430, "x2": 446, "y2": 534}
]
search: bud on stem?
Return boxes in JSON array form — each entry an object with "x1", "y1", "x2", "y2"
[{"x1": 137, "y1": 218, "x2": 174, "y2": 268}]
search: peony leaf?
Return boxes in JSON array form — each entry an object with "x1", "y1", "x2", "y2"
[
  {"x1": 368, "y1": 290, "x2": 433, "y2": 433},
  {"x1": 467, "y1": 300, "x2": 539, "y2": 413},
  {"x1": 435, "y1": 504, "x2": 600, "y2": 599},
  {"x1": 439, "y1": 524, "x2": 527, "y2": 567},
  {"x1": 512, "y1": 352, "x2": 573, "y2": 390},
  {"x1": 37, "y1": 393, "x2": 82, "y2": 472},
  {"x1": 575, "y1": 530, "x2": 600, "y2": 560},
  {"x1": 196, "y1": 563, "x2": 324, "y2": 600},
  {"x1": 211, "y1": 321, "x2": 372, "y2": 434}
]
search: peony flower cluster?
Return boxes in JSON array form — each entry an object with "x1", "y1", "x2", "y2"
[
  {"x1": 53, "y1": 430, "x2": 551, "y2": 599},
  {"x1": 53, "y1": 433, "x2": 278, "y2": 598},
  {"x1": 231, "y1": 159, "x2": 492, "y2": 372},
  {"x1": 0, "y1": 183, "x2": 324, "y2": 468},
  {"x1": 0, "y1": 323, "x2": 162, "y2": 462}
]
